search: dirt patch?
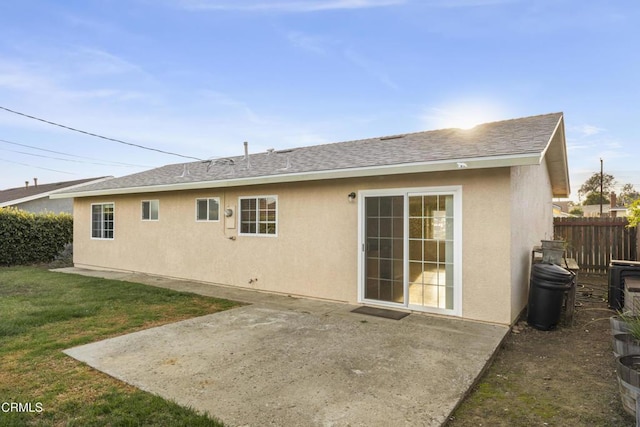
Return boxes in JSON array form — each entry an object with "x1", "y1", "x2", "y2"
[{"x1": 447, "y1": 274, "x2": 633, "y2": 426}]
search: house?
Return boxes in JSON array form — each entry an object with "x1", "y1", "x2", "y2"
[
  {"x1": 51, "y1": 112, "x2": 570, "y2": 325},
  {"x1": 581, "y1": 192, "x2": 629, "y2": 218},
  {"x1": 552, "y1": 200, "x2": 573, "y2": 217},
  {"x1": 0, "y1": 177, "x2": 111, "y2": 214}
]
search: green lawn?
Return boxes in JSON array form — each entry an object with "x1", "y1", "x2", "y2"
[{"x1": 0, "y1": 266, "x2": 239, "y2": 426}]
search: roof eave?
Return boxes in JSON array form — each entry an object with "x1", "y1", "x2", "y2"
[
  {"x1": 1, "y1": 177, "x2": 114, "y2": 206},
  {"x1": 541, "y1": 114, "x2": 571, "y2": 198},
  {"x1": 51, "y1": 154, "x2": 540, "y2": 199}
]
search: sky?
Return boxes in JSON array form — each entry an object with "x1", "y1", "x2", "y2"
[{"x1": 0, "y1": 0, "x2": 638, "y2": 202}]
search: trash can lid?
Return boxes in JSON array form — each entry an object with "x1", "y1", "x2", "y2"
[{"x1": 532, "y1": 263, "x2": 573, "y2": 283}]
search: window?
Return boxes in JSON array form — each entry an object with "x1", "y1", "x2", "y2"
[
  {"x1": 239, "y1": 196, "x2": 277, "y2": 236},
  {"x1": 91, "y1": 203, "x2": 114, "y2": 239},
  {"x1": 141, "y1": 200, "x2": 159, "y2": 221},
  {"x1": 196, "y1": 198, "x2": 220, "y2": 221}
]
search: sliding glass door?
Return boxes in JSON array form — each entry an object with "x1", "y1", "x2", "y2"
[{"x1": 360, "y1": 187, "x2": 461, "y2": 315}]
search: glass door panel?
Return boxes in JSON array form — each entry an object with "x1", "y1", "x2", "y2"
[
  {"x1": 408, "y1": 194, "x2": 454, "y2": 310},
  {"x1": 364, "y1": 196, "x2": 404, "y2": 304}
]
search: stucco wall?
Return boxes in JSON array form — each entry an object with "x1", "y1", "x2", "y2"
[
  {"x1": 509, "y1": 161, "x2": 554, "y2": 323},
  {"x1": 73, "y1": 168, "x2": 515, "y2": 324}
]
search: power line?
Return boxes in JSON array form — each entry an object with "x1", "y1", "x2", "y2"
[
  {"x1": 0, "y1": 137, "x2": 151, "y2": 167},
  {"x1": 0, "y1": 146, "x2": 144, "y2": 167},
  {"x1": 0, "y1": 158, "x2": 76, "y2": 175},
  {"x1": 0, "y1": 105, "x2": 202, "y2": 161}
]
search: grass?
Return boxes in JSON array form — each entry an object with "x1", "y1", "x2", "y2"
[{"x1": 0, "y1": 266, "x2": 240, "y2": 426}]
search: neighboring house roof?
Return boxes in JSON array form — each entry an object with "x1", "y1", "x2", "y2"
[
  {"x1": 52, "y1": 112, "x2": 570, "y2": 199},
  {"x1": 582, "y1": 204, "x2": 629, "y2": 217},
  {"x1": 0, "y1": 177, "x2": 111, "y2": 208}
]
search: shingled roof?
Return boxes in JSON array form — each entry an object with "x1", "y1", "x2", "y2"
[
  {"x1": 52, "y1": 112, "x2": 569, "y2": 198},
  {"x1": 0, "y1": 177, "x2": 110, "y2": 207}
]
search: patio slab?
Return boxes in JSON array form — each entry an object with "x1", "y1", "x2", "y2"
[{"x1": 58, "y1": 268, "x2": 508, "y2": 427}]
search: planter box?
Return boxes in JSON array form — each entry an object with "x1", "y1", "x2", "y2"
[
  {"x1": 616, "y1": 354, "x2": 640, "y2": 416},
  {"x1": 612, "y1": 333, "x2": 640, "y2": 358},
  {"x1": 611, "y1": 316, "x2": 632, "y2": 335}
]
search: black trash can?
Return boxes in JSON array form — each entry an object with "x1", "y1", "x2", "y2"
[{"x1": 527, "y1": 263, "x2": 574, "y2": 331}]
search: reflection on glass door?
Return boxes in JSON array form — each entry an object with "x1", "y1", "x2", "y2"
[
  {"x1": 364, "y1": 196, "x2": 404, "y2": 304},
  {"x1": 408, "y1": 194, "x2": 454, "y2": 310}
]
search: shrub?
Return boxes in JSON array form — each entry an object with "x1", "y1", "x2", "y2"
[
  {"x1": 628, "y1": 199, "x2": 640, "y2": 228},
  {"x1": 0, "y1": 207, "x2": 73, "y2": 266}
]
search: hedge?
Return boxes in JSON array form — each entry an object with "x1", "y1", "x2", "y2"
[{"x1": 0, "y1": 207, "x2": 73, "y2": 266}]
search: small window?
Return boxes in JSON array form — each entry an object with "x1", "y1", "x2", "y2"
[
  {"x1": 239, "y1": 196, "x2": 277, "y2": 236},
  {"x1": 196, "y1": 198, "x2": 220, "y2": 221},
  {"x1": 141, "y1": 200, "x2": 159, "y2": 221},
  {"x1": 91, "y1": 203, "x2": 114, "y2": 239}
]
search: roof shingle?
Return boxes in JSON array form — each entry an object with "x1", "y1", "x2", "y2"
[
  {"x1": 0, "y1": 177, "x2": 109, "y2": 204},
  {"x1": 54, "y1": 112, "x2": 564, "y2": 196}
]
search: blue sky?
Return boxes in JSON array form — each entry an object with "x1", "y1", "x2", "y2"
[{"x1": 0, "y1": 0, "x2": 638, "y2": 202}]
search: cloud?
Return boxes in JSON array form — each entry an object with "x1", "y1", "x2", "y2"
[
  {"x1": 0, "y1": 60, "x2": 51, "y2": 92},
  {"x1": 423, "y1": 0, "x2": 518, "y2": 7},
  {"x1": 343, "y1": 48, "x2": 399, "y2": 90},
  {"x1": 68, "y1": 48, "x2": 148, "y2": 77},
  {"x1": 286, "y1": 31, "x2": 331, "y2": 55},
  {"x1": 175, "y1": 0, "x2": 405, "y2": 12},
  {"x1": 282, "y1": 29, "x2": 398, "y2": 90},
  {"x1": 0, "y1": 54, "x2": 156, "y2": 105},
  {"x1": 571, "y1": 124, "x2": 605, "y2": 137}
]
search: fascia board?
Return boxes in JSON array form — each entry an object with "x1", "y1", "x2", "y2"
[
  {"x1": 540, "y1": 115, "x2": 571, "y2": 198},
  {"x1": 0, "y1": 197, "x2": 42, "y2": 207},
  {"x1": 0, "y1": 190, "x2": 62, "y2": 207},
  {"x1": 51, "y1": 153, "x2": 541, "y2": 199}
]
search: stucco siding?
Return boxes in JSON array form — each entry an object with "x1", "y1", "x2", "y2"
[
  {"x1": 74, "y1": 168, "x2": 516, "y2": 324},
  {"x1": 509, "y1": 161, "x2": 554, "y2": 324},
  {"x1": 74, "y1": 182, "x2": 359, "y2": 303},
  {"x1": 458, "y1": 169, "x2": 512, "y2": 324}
]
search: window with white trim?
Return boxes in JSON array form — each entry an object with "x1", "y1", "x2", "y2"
[
  {"x1": 141, "y1": 200, "x2": 159, "y2": 221},
  {"x1": 239, "y1": 196, "x2": 277, "y2": 235},
  {"x1": 196, "y1": 198, "x2": 220, "y2": 221},
  {"x1": 91, "y1": 203, "x2": 114, "y2": 239}
]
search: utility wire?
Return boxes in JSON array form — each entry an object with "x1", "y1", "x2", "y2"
[
  {"x1": 0, "y1": 137, "x2": 151, "y2": 167},
  {"x1": 0, "y1": 105, "x2": 202, "y2": 161},
  {"x1": 0, "y1": 146, "x2": 143, "y2": 167},
  {"x1": 0, "y1": 158, "x2": 76, "y2": 175}
]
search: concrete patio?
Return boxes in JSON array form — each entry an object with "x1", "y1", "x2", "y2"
[{"x1": 58, "y1": 268, "x2": 509, "y2": 427}]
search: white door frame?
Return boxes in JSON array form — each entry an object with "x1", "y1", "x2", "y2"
[{"x1": 357, "y1": 186, "x2": 463, "y2": 317}]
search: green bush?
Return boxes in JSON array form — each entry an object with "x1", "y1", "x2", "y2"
[{"x1": 0, "y1": 208, "x2": 73, "y2": 266}]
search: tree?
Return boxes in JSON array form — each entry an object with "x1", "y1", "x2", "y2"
[
  {"x1": 619, "y1": 183, "x2": 640, "y2": 206},
  {"x1": 628, "y1": 199, "x2": 640, "y2": 228},
  {"x1": 583, "y1": 192, "x2": 610, "y2": 206},
  {"x1": 578, "y1": 172, "x2": 616, "y2": 205},
  {"x1": 569, "y1": 207, "x2": 584, "y2": 216}
]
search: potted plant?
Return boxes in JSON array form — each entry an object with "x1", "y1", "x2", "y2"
[
  {"x1": 616, "y1": 354, "x2": 640, "y2": 416},
  {"x1": 541, "y1": 239, "x2": 565, "y2": 250},
  {"x1": 614, "y1": 312, "x2": 640, "y2": 416},
  {"x1": 612, "y1": 312, "x2": 640, "y2": 357},
  {"x1": 541, "y1": 238, "x2": 567, "y2": 265},
  {"x1": 611, "y1": 311, "x2": 639, "y2": 335}
]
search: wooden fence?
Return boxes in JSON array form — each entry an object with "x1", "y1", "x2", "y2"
[{"x1": 553, "y1": 217, "x2": 637, "y2": 273}]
